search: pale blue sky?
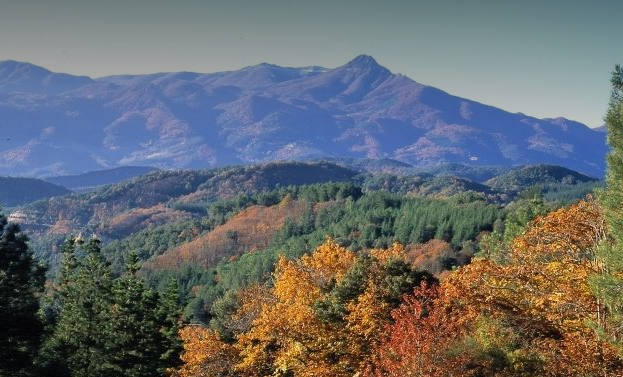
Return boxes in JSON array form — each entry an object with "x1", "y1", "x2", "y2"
[{"x1": 0, "y1": 0, "x2": 621, "y2": 127}]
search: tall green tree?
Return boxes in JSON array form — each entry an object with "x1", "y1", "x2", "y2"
[
  {"x1": 156, "y1": 278, "x2": 183, "y2": 374},
  {"x1": 595, "y1": 65, "x2": 623, "y2": 348},
  {"x1": 602, "y1": 65, "x2": 623, "y2": 237},
  {"x1": 0, "y1": 214, "x2": 45, "y2": 377},
  {"x1": 39, "y1": 237, "x2": 115, "y2": 377},
  {"x1": 109, "y1": 251, "x2": 163, "y2": 377},
  {"x1": 40, "y1": 241, "x2": 183, "y2": 377}
]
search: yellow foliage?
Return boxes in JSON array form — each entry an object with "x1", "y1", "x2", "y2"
[
  {"x1": 369, "y1": 242, "x2": 406, "y2": 264},
  {"x1": 440, "y1": 199, "x2": 623, "y2": 374},
  {"x1": 234, "y1": 238, "x2": 406, "y2": 376},
  {"x1": 174, "y1": 326, "x2": 238, "y2": 377},
  {"x1": 236, "y1": 238, "x2": 360, "y2": 376},
  {"x1": 301, "y1": 237, "x2": 356, "y2": 283}
]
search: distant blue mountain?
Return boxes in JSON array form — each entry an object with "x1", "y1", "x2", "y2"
[
  {"x1": 0, "y1": 176, "x2": 69, "y2": 208},
  {"x1": 45, "y1": 166, "x2": 159, "y2": 190},
  {"x1": 0, "y1": 56, "x2": 607, "y2": 177}
]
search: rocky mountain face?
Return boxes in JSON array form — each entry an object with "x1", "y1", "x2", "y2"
[{"x1": 0, "y1": 56, "x2": 607, "y2": 177}]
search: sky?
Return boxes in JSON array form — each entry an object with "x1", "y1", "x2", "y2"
[{"x1": 0, "y1": 0, "x2": 621, "y2": 128}]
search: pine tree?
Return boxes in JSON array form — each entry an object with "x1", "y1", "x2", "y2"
[
  {"x1": 39, "y1": 237, "x2": 116, "y2": 377},
  {"x1": 602, "y1": 65, "x2": 623, "y2": 239},
  {"x1": 109, "y1": 251, "x2": 163, "y2": 377},
  {"x1": 40, "y1": 241, "x2": 184, "y2": 376},
  {"x1": 0, "y1": 214, "x2": 45, "y2": 377},
  {"x1": 156, "y1": 278, "x2": 183, "y2": 374},
  {"x1": 595, "y1": 65, "x2": 623, "y2": 347}
]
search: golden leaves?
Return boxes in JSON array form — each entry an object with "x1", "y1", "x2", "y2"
[{"x1": 174, "y1": 326, "x2": 238, "y2": 377}]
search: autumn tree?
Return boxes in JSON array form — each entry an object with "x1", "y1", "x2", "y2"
[
  {"x1": 174, "y1": 239, "x2": 435, "y2": 376},
  {"x1": 174, "y1": 326, "x2": 238, "y2": 377},
  {"x1": 369, "y1": 199, "x2": 623, "y2": 376},
  {"x1": 366, "y1": 283, "x2": 467, "y2": 377},
  {"x1": 227, "y1": 239, "x2": 433, "y2": 376},
  {"x1": 235, "y1": 239, "x2": 357, "y2": 376},
  {"x1": 446, "y1": 199, "x2": 622, "y2": 375}
]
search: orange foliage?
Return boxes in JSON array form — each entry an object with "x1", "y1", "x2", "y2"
[
  {"x1": 104, "y1": 203, "x2": 191, "y2": 237},
  {"x1": 366, "y1": 283, "x2": 465, "y2": 377},
  {"x1": 406, "y1": 239, "x2": 454, "y2": 275},
  {"x1": 174, "y1": 326, "x2": 238, "y2": 377},
  {"x1": 448, "y1": 199, "x2": 607, "y2": 335},
  {"x1": 175, "y1": 200, "x2": 623, "y2": 376},
  {"x1": 148, "y1": 202, "x2": 307, "y2": 270},
  {"x1": 369, "y1": 242, "x2": 407, "y2": 264},
  {"x1": 370, "y1": 199, "x2": 623, "y2": 376}
]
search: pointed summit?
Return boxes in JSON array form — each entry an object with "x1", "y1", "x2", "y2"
[{"x1": 344, "y1": 55, "x2": 384, "y2": 70}]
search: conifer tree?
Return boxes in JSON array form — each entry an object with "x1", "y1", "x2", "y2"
[
  {"x1": 156, "y1": 278, "x2": 183, "y2": 374},
  {"x1": 0, "y1": 214, "x2": 45, "y2": 377},
  {"x1": 109, "y1": 251, "x2": 162, "y2": 377},
  {"x1": 40, "y1": 240, "x2": 183, "y2": 376},
  {"x1": 595, "y1": 65, "x2": 623, "y2": 346},
  {"x1": 39, "y1": 237, "x2": 115, "y2": 377},
  {"x1": 602, "y1": 65, "x2": 623, "y2": 238}
]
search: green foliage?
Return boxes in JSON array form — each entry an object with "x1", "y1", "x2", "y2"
[
  {"x1": 541, "y1": 180, "x2": 603, "y2": 203},
  {"x1": 165, "y1": 191, "x2": 502, "y2": 321},
  {"x1": 486, "y1": 164, "x2": 598, "y2": 193},
  {"x1": 103, "y1": 219, "x2": 204, "y2": 274},
  {"x1": 208, "y1": 289, "x2": 241, "y2": 342},
  {"x1": 39, "y1": 238, "x2": 116, "y2": 377},
  {"x1": 380, "y1": 259, "x2": 436, "y2": 307},
  {"x1": 108, "y1": 251, "x2": 176, "y2": 377},
  {"x1": 595, "y1": 64, "x2": 623, "y2": 349},
  {"x1": 478, "y1": 197, "x2": 549, "y2": 264},
  {"x1": 0, "y1": 215, "x2": 45, "y2": 377},
  {"x1": 315, "y1": 256, "x2": 372, "y2": 323},
  {"x1": 314, "y1": 256, "x2": 437, "y2": 324},
  {"x1": 38, "y1": 239, "x2": 182, "y2": 377},
  {"x1": 156, "y1": 278, "x2": 183, "y2": 372},
  {"x1": 411, "y1": 163, "x2": 508, "y2": 182},
  {"x1": 601, "y1": 64, "x2": 623, "y2": 246}
]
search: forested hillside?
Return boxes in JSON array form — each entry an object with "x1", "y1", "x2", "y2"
[
  {"x1": 0, "y1": 119, "x2": 617, "y2": 375},
  {"x1": 162, "y1": 65, "x2": 623, "y2": 375}
]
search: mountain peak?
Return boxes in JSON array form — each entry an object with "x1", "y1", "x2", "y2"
[
  {"x1": 345, "y1": 55, "x2": 382, "y2": 69},
  {"x1": 0, "y1": 58, "x2": 608, "y2": 178}
]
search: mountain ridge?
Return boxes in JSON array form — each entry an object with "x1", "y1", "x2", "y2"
[{"x1": 0, "y1": 56, "x2": 607, "y2": 177}]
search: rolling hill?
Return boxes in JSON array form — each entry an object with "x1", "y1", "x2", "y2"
[
  {"x1": 45, "y1": 166, "x2": 159, "y2": 190},
  {"x1": 0, "y1": 177, "x2": 69, "y2": 208}
]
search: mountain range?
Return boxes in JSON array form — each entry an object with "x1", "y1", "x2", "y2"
[{"x1": 0, "y1": 55, "x2": 607, "y2": 177}]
